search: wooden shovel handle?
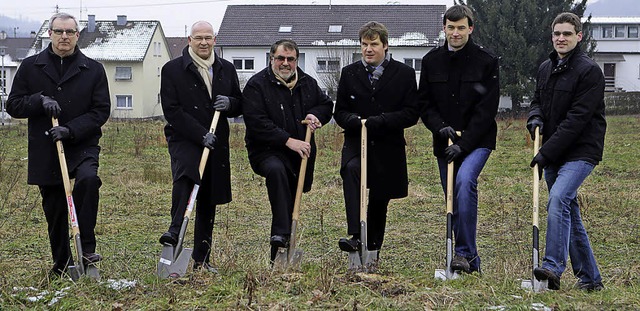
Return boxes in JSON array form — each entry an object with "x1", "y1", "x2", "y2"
[
  {"x1": 360, "y1": 120, "x2": 368, "y2": 221},
  {"x1": 532, "y1": 127, "x2": 541, "y2": 226},
  {"x1": 446, "y1": 131, "x2": 462, "y2": 215},
  {"x1": 198, "y1": 111, "x2": 221, "y2": 178},
  {"x1": 291, "y1": 120, "x2": 313, "y2": 220}
]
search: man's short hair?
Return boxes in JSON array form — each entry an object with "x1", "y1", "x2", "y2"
[
  {"x1": 552, "y1": 12, "x2": 582, "y2": 33},
  {"x1": 270, "y1": 39, "x2": 299, "y2": 58},
  {"x1": 358, "y1": 21, "x2": 388, "y2": 47},
  {"x1": 49, "y1": 12, "x2": 79, "y2": 30},
  {"x1": 443, "y1": 5, "x2": 474, "y2": 27}
]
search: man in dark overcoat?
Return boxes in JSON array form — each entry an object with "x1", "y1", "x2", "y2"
[
  {"x1": 418, "y1": 5, "x2": 499, "y2": 274},
  {"x1": 6, "y1": 12, "x2": 111, "y2": 276},
  {"x1": 334, "y1": 21, "x2": 419, "y2": 259},
  {"x1": 243, "y1": 39, "x2": 333, "y2": 263},
  {"x1": 159, "y1": 21, "x2": 242, "y2": 272}
]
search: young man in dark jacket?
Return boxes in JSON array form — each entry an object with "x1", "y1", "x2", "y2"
[
  {"x1": 243, "y1": 39, "x2": 333, "y2": 263},
  {"x1": 334, "y1": 21, "x2": 419, "y2": 260},
  {"x1": 418, "y1": 5, "x2": 499, "y2": 274},
  {"x1": 527, "y1": 12, "x2": 606, "y2": 291},
  {"x1": 6, "y1": 12, "x2": 110, "y2": 276},
  {"x1": 160, "y1": 21, "x2": 242, "y2": 272}
]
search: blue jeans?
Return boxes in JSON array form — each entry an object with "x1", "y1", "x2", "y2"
[
  {"x1": 542, "y1": 160, "x2": 602, "y2": 285},
  {"x1": 437, "y1": 148, "x2": 491, "y2": 272}
]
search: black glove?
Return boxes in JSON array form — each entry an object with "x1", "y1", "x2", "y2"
[
  {"x1": 202, "y1": 132, "x2": 217, "y2": 150},
  {"x1": 438, "y1": 126, "x2": 458, "y2": 141},
  {"x1": 526, "y1": 116, "x2": 544, "y2": 140},
  {"x1": 530, "y1": 152, "x2": 548, "y2": 179},
  {"x1": 444, "y1": 144, "x2": 464, "y2": 163},
  {"x1": 42, "y1": 96, "x2": 61, "y2": 118},
  {"x1": 365, "y1": 115, "x2": 385, "y2": 131},
  {"x1": 213, "y1": 95, "x2": 231, "y2": 111},
  {"x1": 345, "y1": 114, "x2": 362, "y2": 131},
  {"x1": 49, "y1": 126, "x2": 71, "y2": 142}
]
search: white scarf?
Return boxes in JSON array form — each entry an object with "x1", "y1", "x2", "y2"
[{"x1": 188, "y1": 46, "x2": 215, "y2": 98}]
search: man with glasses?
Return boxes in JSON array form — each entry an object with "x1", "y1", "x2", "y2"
[
  {"x1": 159, "y1": 21, "x2": 242, "y2": 273},
  {"x1": 243, "y1": 39, "x2": 333, "y2": 263},
  {"x1": 418, "y1": 5, "x2": 499, "y2": 274},
  {"x1": 527, "y1": 12, "x2": 606, "y2": 291},
  {"x1": 6, "y1": 12, "x2": 110, "y2": 277},
  {"x1": 334, "y1": 21, "x2": 419, "y2": 264}
]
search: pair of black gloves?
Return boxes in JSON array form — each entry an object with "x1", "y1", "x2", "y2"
[
  {"x1": 42, "y1": 96, "x2": 71, "y2": 142},
  {"x1": 438, "y1": 126, "x2": 464, "y2": 163},
  {"x1": 201, "y1": 95, "x2": 231, "y2": 150},
  {"x1": 527, "y1": 116, "x2": 548, "y2": 177},
  {"x1": 344, "y1": 114, "x2": 386, "y2": 132}
]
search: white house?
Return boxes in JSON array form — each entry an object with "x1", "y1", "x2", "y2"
[{"x1": 216, "y1": 4, "x2": 446, "y2": 97}]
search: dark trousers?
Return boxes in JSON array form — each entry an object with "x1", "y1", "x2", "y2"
[
  {"x1": 255, "y1": 155, "x2": 298, "y2": 237},
  {"x1": 168, "y1": 176, "x2": 217, "y2": 263},
  {"x1": 40, "y1": 159, "x2": 101, "y2": 271},
  {"x1": 341, "y1": 156, "x2": 390, "y2": 250}
]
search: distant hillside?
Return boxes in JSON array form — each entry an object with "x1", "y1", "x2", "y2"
[
  {"x1": 0, "y1": 15, "x2": 42, "y2": 37},
  {"x1": 586, "y1": 0, "x2": 640, "y2": 16}
]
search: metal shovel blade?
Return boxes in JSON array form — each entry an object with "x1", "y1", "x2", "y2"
[
  {"x1": 85, "y1": 264, "x2": 101, "y2": 281},
  {"x1": 157, "y1": 244, "x2": 176, "y2": 278},
  {"x1": 347, "y1": 251, "x2": 362, "y2": 270},
  {"x1": 434, "y1": 268, "x2": 461, "y2": 280},
  {"x1": 67, "y1": 266, "x2": 81, "y2": 281},
  {"x1": 273, "y1": 248, "x2": 303, "y2": 271},
  {"x1": 164, "y1": 248, "x2": 192, "y2": 278},
  {"x1": 521, "y1": 279, "x2": 548, "y2": 292}
]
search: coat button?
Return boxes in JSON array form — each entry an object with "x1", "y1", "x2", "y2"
[
  {"x1": 371, "y1": 97, "x2": 375, "y2": 102},
  {"x1": 58, "y1": 87, "x2": 62, "y2": 91}
]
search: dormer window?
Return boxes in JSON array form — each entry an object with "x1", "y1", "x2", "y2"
[
  {"x1": 279, "y1": 25, "x2": 292, "y2": 33},
  {"x1": 328, "y1": 25, "x2": 342, "y2": 33}
]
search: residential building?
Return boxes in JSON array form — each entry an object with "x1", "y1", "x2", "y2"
[
  {"x1": 216, "y1": 4, "x2": 446, "y2": 98},
  {"x1": 28, "y1": 15, "x2": 171, "y2": 119},
  {"x1": 0, "y1": 31, "x2": 36, "y2": 122}
]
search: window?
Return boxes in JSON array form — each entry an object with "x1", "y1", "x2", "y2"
[
  {"x1": 153, "y1": 42, "x2": 162, "y2": 57},
  {"x1": 233, "y1": 58, "x2": 255, "y2": 71},
  {"x1": 629, "y1": 26, "x2": 639, "y2": 38},
  {"x1": 615, "y1": 26, "x2": 625, "y2": 38},
  {"x1": 404, "y1": 58, "x2": 422, "y2": 72},
  {"x1": 278, "y1": 25, "x2": 292, "y2": 33},
  {"x1": 116, "y1": 95, "x2": 133, "y2": 109},
  {"x1": 602, "y1": 26, "x2": 613, "y2": 38},
  {"x1": 317, "y1": 58, "x2": 340, "y2": 72},
  {"x1": 328, "y1": 25, "x2": 342, "y2": 33},
  {"x1": 115, "y1": 67, "x2": 132, "y2": 80}
]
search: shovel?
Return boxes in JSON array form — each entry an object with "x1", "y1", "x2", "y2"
[
  {"x1": 273, "y1": 120, "x2": 313, "y2": 271},
  {"x1": 347, "y1": 120, "x2": 379, "y2": 272},
  {"x1": 435, "y1": 132, "x2": 462, "y2": 280},
  {"x1": 157, "y1": 111, "x2": 220, "y2": 279},
  {"x1": 521, "y1": 127, "x2": 548, "y2": 291},
  {"x1": 52, "y1": 118, "x2": 100, "y2": 281}
]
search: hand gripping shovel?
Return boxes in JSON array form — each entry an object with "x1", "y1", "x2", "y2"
[
  {"x1": 52, "y1": 118, "x2": 100, "y2": 281},
  {"x1": 435, "y1": 132, "x2": 462, "y2": 280},
  {"x1": 521, "y1": 127, "x2": 548, "y2": 291},
  {"x1": 273, "y1": 120, "x2": 314, "y2": 271},
  {"x1": 347, "y1": 120, "x2": 379, "y2": 272},
  {"x1": 157, "y1": 111, "x2": 221, "y2": 278}
]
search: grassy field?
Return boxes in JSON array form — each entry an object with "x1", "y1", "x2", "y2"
[{"x1": 0, "y1": 115, "x2": 638, "y2": 310}]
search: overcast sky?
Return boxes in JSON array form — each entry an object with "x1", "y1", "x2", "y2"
[{"x1": 1, "y1": 0, "x2": 455, "y2": 37}]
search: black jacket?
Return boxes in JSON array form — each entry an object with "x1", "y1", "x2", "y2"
[
  {"x1": 6, "y1": 44, "x2": 111, "y2": 185},
  {"x1": 528, "y1": 48, "x2": 606, "y2": 165},
  {"x1": 334, "y1": 58, "x2": 419, "y2": 199},
  {"x1": 160, "y1": 47, "x2": 242, "y2": 204},
  {"x1": 418, "y1": 38, "x2": 500, "y2": 157},
  {"x1": 243, "y1": 66, "x2": 333, "y2": 191}
]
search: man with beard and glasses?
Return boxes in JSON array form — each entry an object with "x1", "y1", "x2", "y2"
[{"x1": 242, "y1": 39, "x2": 333, "y2": 264}]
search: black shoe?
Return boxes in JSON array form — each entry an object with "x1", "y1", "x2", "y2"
[
  {"x1": 575, "y1": 281, "x2": 604, "y2": 292},
  {"x1": 533, "y1": 267, "x2": 561, "y2": 290},
  {"x1": 270, "y1": 235, "x2": 289, "y2": 248},
  {"x1": 450, "y1": 255, "x2": 471, "y2": 273},
  {"x1": 159, "y1": 232, "x2": 178, "y2": 246},
  {"x1": 338, "y1": 236, "x2": 360, "y2": 252},
  {"x1": 83, "y1": 252, "x2": 103, "y2": 265},
  {"x1": 193, "y1": 262, "x2": 219, "y2": 274}
]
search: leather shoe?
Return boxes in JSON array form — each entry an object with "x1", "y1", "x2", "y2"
[
  {"x1": 159, "y1": 232, "x2": 178, "y2": 246},
  {"x1": 270, "y1": 235, "x2": 289, "y2": 248},
  {"x1": 534, "y1": 267, "x2": 561, "y2": 290},
  {"x1": 83, "y1": 252, "x2": 103, "y2": 264},
  {"x1": 338, "y1": 236, "x2": 360, "y2": 252},
  {"x1": 575, "y1": 281, "x2": 604, "y2": 292},
  {"x1": 450, "y1": 255, "x2": 471, "y2": 273},
  {"x1": 194, "y1": 262, "x2": 218, "y2": 274}
]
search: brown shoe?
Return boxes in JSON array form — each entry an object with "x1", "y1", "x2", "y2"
[
  {"x1": 450, "y1": 255, "x2": 471, "y2": 273},
  {"x1": 533, "y1": 267, "x2": 560, "y2": 290}
]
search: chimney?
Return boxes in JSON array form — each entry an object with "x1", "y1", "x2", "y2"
[
  {"x1": 88, "y1": 15, "x2": 96, "y2": 32},
  {"x1": 30, "y1": 31, "x2": 37, "y2": 38},
  {"x1": 117, "y1": 15, "x2": 127, "y2": 26}
]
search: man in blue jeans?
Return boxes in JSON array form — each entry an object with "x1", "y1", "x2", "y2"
[
  {"x1": 418, "y1": 5, "x2": 499, "y2": 274},
  {"x1": 527, "y1": 12, "x2": 606, "y2": 291}
]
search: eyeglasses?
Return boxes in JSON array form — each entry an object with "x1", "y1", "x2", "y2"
[
  {"x1": 51, "y1": 29, "x2": 78, "y2": 35},
  {"x1": 273, "y1": 55, "x2": 297, "y2": 63},
  {"x1": 191, "y1": 36, "x2": 214, "y2": 42}
]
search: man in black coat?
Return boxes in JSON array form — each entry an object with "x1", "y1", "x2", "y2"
[
  {"x1": 159, "y1": 21, "x2": 242, "y2": 272},
  {"x1": 6, "y1": 12, "x2": 111, "y2": 276},
  {"x1": 334, "y1": 21, "x2": 419, "y2": 259},
  {"x1": 418, "y1": 5, "x2": 499, "y2": 274},
  {"x1": 527, "y1": 12, "x2": 605, "y2": 291},
  {"x1": 243, "y1": 39, "x2": 333, "y2": 263}
]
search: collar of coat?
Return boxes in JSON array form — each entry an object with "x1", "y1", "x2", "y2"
[
  {"x1": 548, "y1": 45, "x2": 581, "y2": 74},
  {"x1": 180, "y1": 45, "x2": 222, "y2": 72}
]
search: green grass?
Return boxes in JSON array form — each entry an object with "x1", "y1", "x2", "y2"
[{"x1": 0, "y1": 115, "x2": 638, "y2": 310}]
